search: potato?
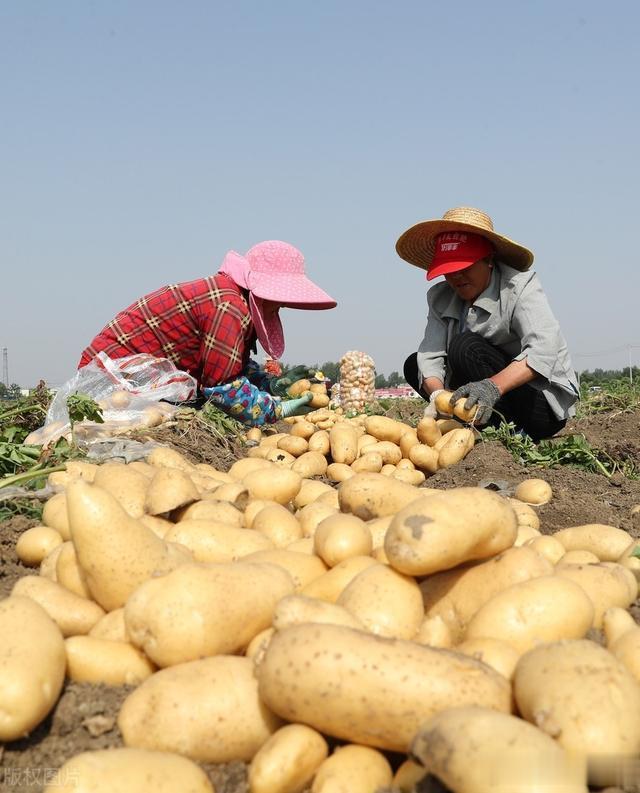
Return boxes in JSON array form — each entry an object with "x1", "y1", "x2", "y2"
[
  {"x1": 0, "y1": 596, "x2": 66, "y2": 741},
  {"x1": 257, "y1": 623, "x2": 511, "y2": 752},
  {"x1": 385, "y1": 488, "x2": 518, "y2": 577},
  {"x1": 296, "y1": 501, "x2": 339, "y2": 537},
  {"x1": 139, "y1": 513, "x2": 173, "y2": 537},
  {"x1": 44, "y1": 748, "x2": 213, "y2": 792},
  {"x1": 452, "y1": 397, "x2": 478, "y2": 422},
  {"x1": 273, "y1": 594, "x2": 365, "y2": 632},
  {"x1": 454, "y1": 637, "x2": 520, "y2": 679},
  {"x1": 398, "y1": 429, "x2": 420, "y2": 459},
  {"x1": 250, "y1": 504, "x2": 303, "y2": 548},
  {"x1": 556, "y1": 549, "x2": 600, "y2": 566},
  {"x1": 350, "y1": 451, "x2": 384, "y2": 474},
  {"x1": 39, "y1": 542, "x2": 64, "y2": 581},
  {"x1": 42, "y1": 491, "x2": 70, "y2": 539},
  {"x1": 245, "y1": 627, "x2": 275, "y2": 663},
  {"x1": 416, "y1": 416, "x2": 441, "y2": 446},
  {"x1": 277, "y1": 435, "x2": 309, "y2": 457},
  {"x1": 249, "y1": 723, "x2": 329, "y2": 793},
  {"x1": 329, "y1": 424, "x2": 358, "y2": 465},
  {"x1": 118, "y1": 655, "x2": 282, "y2": 762},
  {"x1": 229, "y1": 458, "x2": 274, "y2": 481},
  {"x1": 311, "y1": 745, "x2": 392, "y2": 793},
  {"x1": 309, "y1": 392, "x2": 330, "y2": 409},
  {"x1": 242, "y1": 550, "x2": 327, "y2": 591},
  {"x1": 514, "y1": 524, "x2": 542, "y2": 546},
  {"x1": 264, "y1": 447, "x2": 296, "y2": 467},
  {"x1": 414, "y1": 615, "x2": 453, "y2": 648},
  {"x1": 12, "y1": 575, "x2": 105, "y2": 636},
  {"x1": 292, "y1": 479, "x2": 336, "y2": 509},
  {"x1": 337, "y1": 473, "x2": 427, "y2": 520},
  {"x1": 392, "y1": 760, "x2": 427, "y2": 793},
  {"x1": 514, "y1": 477, "x2": 553, "y2": 505},
  {"x1": 66, "y1": 481, "x2": 192, "y2": 611},
  {"x1": 465, "y1": 575, "x2": 595, "y2": 652},
  {"x1": 65, "y1": 460, "x2": 98, "y2": 482},
  {"x1": 145, "y1": 467, "x2": 199, "y2": 514},
  {"x1": 420, "y1": 545, "x2": 553, "y2": 642},
  {"x1": 89, "y1": 607, "x2": 129, "y2": 642},
  {"x1": 437, "y1": 427, "x2": 475, "y2": 468},
  {"x1": 16, "y1": 526, "x2": 63, "y2": 566},
  {"x1": 308, "y1": 430, "x2": 330, "y2": 456},
  {"x1": 93, "y1": 463, "x2": 150, "y2": 518},
  {"x1": 65, "y1": 636, "x2": 155, "y2": 685},
  {"x1": 555, "y1": 562, "x2": 638, "y2": 627},
  {"x1": 363, "y1": 415, "x2": 408, "y2": 444},
  {"x1": 411, "y1": 706, "x2": 587, "y2": 793},
  {"x1": 408, "y1": 443, "x2": 440, "y2": 474},
  {"x1": 326, "y1": 462, "x2": 355, "y2": 482},
  {"x1": 292, "y1": 451, "x2": 328, "y2": 478},
  {"x1": 603, "y1": 606, "x2": 637, "y2": 646},
  {"x1": 147, "y1": 446, "x2": 196, "y2": 473},
  {"x1": 603, "y1": 610, "x2": 640, "y2": 684},
  {"x1": 392, "y1": 468, "x2": 426, "y2": 486},
  {"x1": 56, "y1": 541, "x2": 91, "y2": 598},
  {"x1": 364, "y1": 441, "x2": 402, "y2": 466},
  {"x1": 514, "y1": 639, "x2": 640, "y2": 786},
  {"x1": 337, "y1": 564, "x2": 423, "y2": 639},
  {"x1": 211, "y1": 481, "x2": 250, "y2": 508},
  {"x1": 175, "y1": 499, "x2": 244, "y2": 526},
  {"x1": 301, "y1": 556, "x2": 379, "y2": 602},
  {"x1": 553, "y1": 523, "x2": 633, "y2": 561},
  {"x1": 244, "y1": 467, "x2": 303, "y2": 505},
  {"x1": 124, "y1": 561, "x2": 294, "y2": 666},
  {"x1": 437, "y1": 417, "x2": 461, "y2": 433},
  {"x1": 507, "y1": 497, "x2": 541, "y2": 529},
  {"x1": 286, "y1": 537, "x2": 314, "y2": 554},
  {"x1": 290, "y1": 420, "x2": 316, "y2": 439},
  {"x1": 434, "y1": 390, "x2": 455, "y2": 415},
  {"x1": 246, "y1": 427, "x2": 263, "y2": 442},
  {"x1": 523, "y1": 534, "x2": 565, "y2": 564},
  {"x1": 313, "y1": 514, "x2": 373, "y2": 567},
  {"x1": 288, "y1": 378, "x2": 311, "y2": 397},
  {"x1": 128, "y1": 460, "x2": 156, "y2": 479},
  {"x1": 315, "y1": 489, "x2": 340, "y2": 509}
]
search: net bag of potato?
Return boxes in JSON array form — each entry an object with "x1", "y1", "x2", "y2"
[
  {"x1": 31, "y1": 353, "x2": 198, "y2": 446},
  {"x1": 338, "y1": 351, "x2": 376, "y2": 414}
]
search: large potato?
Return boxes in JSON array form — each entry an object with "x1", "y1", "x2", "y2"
[
  {"x1": 385, "y1": 488, "x2": 518, "y2": 576},
  {"x1": 337, "y1": 473, "x2": 427, "y2": 520},
  {"x1": 249, "y1": 724, "x2": 328, "y2": 793},
  {"x1": 364, "y1": 415, "x2": 408, "y2": 444},
  {"x1": 411, "y1": 706, "x2": 587, "y2": 793},
  {"x1": 257, "y1": 623, "x2": 511, "y2": 752},
  {"x1": 44, "y1": 748, "x2": 214, "y2": 792},
  {"x1": 553, "y1": 524, "x2": 634, "y2": 561},
  {"x1": 244, "y1": 467, "x2": 303, "y2": 505},
  {"x1": 252, "y1": 504, "x2": 303, "y2": 547},
  {"x1": 313, "y1": 514, "x2": 372, "y2": 567},
  {"x1": 420, "y1": 546, "x2": 553, "y2": 642},
  {"x1": 165, "y1": 519, "x2": 273, "y2": 562},
  {"x1": 118, "y1": 655, "x2": 282, "y2": 762},
  {"x1": 12, "y1": 575, "x2": 105, "y2": 636},
  {"x1": 93, "y1": 462, "x2": 150, "y2": 518},
  {"x1": 514, "y1": 640, "x2": 640, "y2": 786},
  {"x1": 329, "y1": 424, "x2": 359, "y2": 465},
  {"x1": 555, "y1": 562, "x2": 638, "y2": 627},
  {"x1": 65, "y1": 481, "x2": 192, "y2": 611},
  {"x1": 465, "y1": 575, "x2": 594, "y2": 652},
  {"x1": 311, "y1": 745, "x2": 392, "y2": 793},
  {"x1": 0, "y1": 596, "x2": 66, "y2": 741},
  {"x1": 124, "y1": 562, "x2": 294, "y2": 666},
  {"x1": 65, "y1": 636, "x2": 155, "y2": 685}
]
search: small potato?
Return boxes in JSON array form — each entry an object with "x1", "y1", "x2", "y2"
[
  {"x1": 65, "y1": 636, "x2": 156, "y2": 685},
  {"x1": 44, "y1": 748, "x2": 214, "y2": 793},
  {"x1": 437, "y1": 427, "x2": 475, "y2": 468},
  {"x1": 290, "y1": 420, "x2": 316, "y2": 440},
  {"x1": 42, "y1": 492, "x2": 70, "y2": 540},
  {"x1": 244, "y1": 468, "x2": 302, "y2": 505},
  {"x1": 350, "y1": 451, "x2": 384, "y2": 474},
  {"x1": 452, "y1": 397, "x2": 478, "y2": 422},
  {"x1": 455, "y1": 637, "x2": 520, "y2": 679},
  {"x1": 312, "y1": 745, "x2": 392, "y2": 793},
  {"x1": 147, "y1": 447, "x2": 196, "y2": 473},
  {"x1": 364, "y1": 441, "x2": 402, "y2": 466},
  {"x1": 211, "y1": 482, "x2": 250, "y2": 508},
  {"x1": 524, "y1": 535, "x2": 566, "y2": 564},
  {"x1": 242, "y1": 550, "x2": 327, "y2": 591},
  {"x1": 252, "y1": 504, "x2": 303, "y2": 547},
  {"x1": 56, "y1": 541, "x2": 91, "y2": 598},
  {"x1": 265, "y1": 447, "x2": 296, "y2": 468},
  {"x1": 399, "y1": 429, "x2": 420, "y2": 458},
  {"x1": 250, "y1": 724, "x2": 328, "y2": 793},
  {"x1": 313, "y1": 514, "x2": 373, "y2": 567},
  {"x1": 296, "y1": 501, "x2": 339, "y2": 537},
  {"x1": 277, "y1": 435, "x2": 309, "y2": 457},
  {"x1": 326, "y1": 462, "x2": 355, "y2": 483},
  {"x1": 416, "y1": 416, "x2": 442, "y2": 446},
  {"x1": 301, "y1": 556, "x2": 379, "y2": 603},
  {"x1": 292, "y1": 451, "x2": 328, "y2": 478},
  {"x1": 246, "y1": 427, "x2": 263, "y2": 443},
  {"x1": 16, "y1": 526, "x2": 63, "y2": 566},
  {"x1": 308, "y1": 430, "x2": 330, "y2": 456},
  {"x1": 12, "y1": 575, "x2": 105, "y2": 636},
  {"x1": 514, "y1": 477, "x2": 553, "y2": 505},
  {"x1": 392, "y1": 467, "x2": 426, "y2": 486}
]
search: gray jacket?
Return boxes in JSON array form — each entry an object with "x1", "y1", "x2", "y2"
[{"x1": 416, "y1": 263, "x2": 580, "y2": 419}]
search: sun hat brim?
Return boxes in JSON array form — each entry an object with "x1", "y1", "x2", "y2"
[
  {"x1": 396, "y1": 219, "x2": 534, "y2": 273},
  {"x1": 248, "y1": 271, "x2": 337, "y2": 310}
]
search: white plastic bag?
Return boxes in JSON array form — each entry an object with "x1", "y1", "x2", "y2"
[{"x1": 34, "y1": 353, "x2": 197, "y2": 446}]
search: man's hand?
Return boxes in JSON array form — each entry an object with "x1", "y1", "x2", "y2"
[
  {"x1": 423, "y1": 388, "x2": 445, "y2": 419},
  {"x1": 450, "y1": 379, "x2": 501, "y2": 424},
  {"x1": 279, "y1": 393, "x2": 314, "y2": 418}
]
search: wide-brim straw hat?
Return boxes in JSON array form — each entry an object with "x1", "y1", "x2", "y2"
[{"x1": 396, "y1": 206, "x2": 534, "y2": 273}]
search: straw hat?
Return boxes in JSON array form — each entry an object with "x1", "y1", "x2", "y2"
[{"x1": 396, "y1": 207, "x2": 534, "y2": 273}]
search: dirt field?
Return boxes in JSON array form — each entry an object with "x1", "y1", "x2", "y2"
[{"x1": 1, "y1": 406, "x2": 639, "y2": 792}]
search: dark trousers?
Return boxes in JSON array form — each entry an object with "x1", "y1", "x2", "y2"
[{"x1": 403, "y1": 331, "x2": 566, "y2": 441}]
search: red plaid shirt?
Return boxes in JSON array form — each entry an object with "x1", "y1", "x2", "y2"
[{"x1": 78, "y1": 273, "x2": 255, "y2": 388}]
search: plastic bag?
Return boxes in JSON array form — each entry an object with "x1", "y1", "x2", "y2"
[{"x1": 33, "y1": 353, "x2": 197, "y2": 446}]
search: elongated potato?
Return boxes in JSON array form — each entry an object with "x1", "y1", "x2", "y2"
[
  {"x1": 12, "y1": 575, "x2": 105, "y2": 636},
  {"x1": 514, "y1": 639, "x2": 640, "y2": 786},
  {"x1": 434, "y1": 390, "x2": 455, "y2": 415},
  {"x1": 16, "y1": 526, "x2": 63, "y2": 566},
  {"x1": 312, "y1": 745, "x2": 392, "y2": 793},
  {"x1": 229, "y1": 458, "x2": 274, "y2": 481},
  {"x1": 465, "y1": 575, "x2": 595, "y2": 652},
  {"x1": 278, "y1": 435, "x2": 309, "y2": 457},
  {"x1": 119, "y1": 655, "x2": 282, "y2": 762},
  {"x1": 300, "y1": 556, "x2": 380, "y2": 602},
  {"x1": 273, "y1": 594, "x2": 364, "y2": 632},
  {"x1": 337, "y1": 473, "x2": 427, "y2": 520},
  {"x1": 242, "y1": 550, "x2": 327, "y2": 591},
  {"x1": 313, "y1": 514, "x2": 372, "y2": 567},
  {"x1": 555, "y1": 562, "x2": 638, "y2": 627},
  {"x1": 420, "y1": 545, "x2": 553, "y2": 641},
  {"x1": 385, "y1": 488, "x2": 518, "y2": 576},
  {"x1": 124, "y1": 562, "x2": 294, "y2": 666},
  {"x1": 56, "y1": 541, "x2": 91, "y2": 598},
  {"x1": 257, "y1": 623, "x2": 511, "y2": 752},
  {"x1": 66, "y1": 481, "x2": 192, "y2": 611},
  {"x1": 556, "y1": 550, "x2": 600, "y2": 566},
  {"x1": 364, "y1": 415, "x2": 408, "y2": 444},
  {"x1": 364, "y1": 441, "x2": 402, "y2": 466},
  {"x1": 437, "y1": 428, "x2": 475, "y2": 468},
  {"x1": 42, "y1": 491, "x2": 70, "y2": 539},
  {"x1": 408, "y1": 443, "x2": 440, "y2": 474},
  {"x1": 164, "y1": 519, "x2": 273, "y2": 563},
  {"x1": 411, "y1": 706, "x2": 587, "y2": 793},
  {"x1": 454, "y1": 637, "x2": 520, "y2": 680},
  {"x1": 554, "y1": 524, "x2": 633, "y2": 562},
  {"x1": 399, "y1": 429, "x2": 420, "y2": 458},
  {"x1": 329, "y1": 424, "x2": 358, "y2": 465},
  {"x1": 65, "y1": 636, "x2": 155, "y2": 685},
  {"x1": 93, "y1": 463, "x2": 150, "y2": 518},
  {"x1": 175, "y1": 499, "x2": 244, "y2": 526},
  {"x1": 244, "y1": 468, "x2": 303, "y2": 505},
  {"x1": 250, "y1": 723, "x2": 329, "y2": 793},
  {"x1": 44, "y1": 747, "x2": 214, "y2": 793},
  {"x1": 337, "y1": 564, "x2": 423, "y2": 639},
  {"x1": 0, "y1": 596, "x2": 66, "y2": 741},
  {"x1": 308, "y1": 430, "x2": 330, "y2": 456},
  {"x1": 416, "y1": 416, "x2": 442, "y2": 446}
]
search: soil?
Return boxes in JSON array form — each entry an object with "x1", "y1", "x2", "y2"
[{"x1": 2, "y1": 407, "x2": 640, "y2": 792}]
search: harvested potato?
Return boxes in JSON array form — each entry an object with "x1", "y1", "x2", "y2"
[
  {"x1": 454, "y1": 637, "x2": 520, "y2": 680},
  {"x1": 416, "y1": 416, "x2": 442, "y2": 446},
  {"x1": 93, "y1": 463, "x2": 150, "y2": 518},
  {"x1": 55, "y1": 541, "x2": 91, "y2": 598},
  {"x1": 329, "y1": 424, "x2": 359, "y2": 465},
  {"x1": 514, "y1": 524, "x2": 542, "y2": 546},
  {"x1": 244, "y1": 468, "x2": 302, "y2": 505},
  {"x1": 292, "y1": 480, "x2": 335, "y2": 509},
  {"x1": 175, "y1": 499, "x2": 244, "y2": 526},
  {"x1": 16, "y1": 526, "x2": 63, "y2": 567},
  {"x1": 118, "y1": 656, "x2": 282, "y2": 762},
  {"x1": 147, "y1": 447, "x2": 195, "y2": 473},
  {"x1": 337, "y1": 473, "x2": 427, "y2": 520},
  {"x1": 313, "y1": 514, "x2": 373, "y2": 567},
  {"x1": 434, "y1": 390, "x2": 455, "y2": 415},
  {"x1": 523, "y1": 534, "x2": 565, "y2": 564},
  {"x1": 252, "y1": 504, "x2": 304, "y2": 547},
  {"x1": 300, "y1": 556, "x2": 379, "y2": 602},
  {"x1": 0, "y1": 596, "x2": 66, "y2": 741},
  {"x1": 312, "y1": 745, "x2": 392, "y2": 793},
  {"x1": 392, "y1": 760, "x2": 427, "y2": 793},
  {"x1": 408, "y1": 443, "x2": 440, "y2": 474},
  {"x1": 296, "y1": 501, "x2": 339, "y2": 538},
  {"x1": 514, "y1": 478, "x2": 553, "y2": 505},
  {"x1": 350, "y1": 451, "x2": 384, "y2": 474},
  {"x1": 165, "y1": 520, "x2": 273, "y2": 562},
  {"x1": 277, "y1": 435, "x2": 309, "y2": 457},
  {"x1": 507, "y1": 497, "x2": 541, "y2": 529},
  {"x1": 413, "y1": 615, "x2": 453, "y2": 648},
  {"x1": 292, "y1": 451, "x2": 328, "y2": 478},
  {"x1": 12, "y1": 575, "x2": 105, "y2": 636},
  {"x1": 364, "y1": 415, "x2": 408, "y2": 444},
  {"x1": 257, "y1": 623, "x2": 511, "y2": 752},
  {"x1": 308, "y1": 430, "x2": 330, "y2": 456},
  {"x1": 242, "y1": 550, "x2": 326, "y2": 591},
  {"x1": 229, "y1": 458, "x2": 274, "y2": 481},
  {"x1": 364, "y1": 441, "x2": 402, "y2": 466},
  {"x1": 145, "y1": 467, "x2": 199, "y2": 515},
  {"x1": 89, "y1": 608, "x2": 129, "y2": 642},
  {"x1": 326, "y1": 462, "x2": 355, "y2": 482},
  {"x1": 39, "y1": 543, "x2": 65, "y2": 581},
  {"x1": 554, "y1": 524, "x2": 633, "y2": 561},
  {"x1": 42, "y1": 492, "x2": 70, "y2": 540},
  {"x1": 555, "y1": 562, "x2": 638, "y2": 627},
  {"x1": 249, "y1": 723, "x2": 329, "y2": 793},
  {"x1": 273, "y1": 594, "x2": 364, "y2": 632},
  {"x1": 65, "y1": 636, "x2": 155, "y2": 685}
]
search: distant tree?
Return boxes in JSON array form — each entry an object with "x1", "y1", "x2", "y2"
[
  {"x1": 319, "y1": 361, "x2": 340, "y2": 383},
  {"x1": 387, "y1": 371, "x2": 401, "y2": 387},
  {"x1": 375, "y1": 373, "x2": 387, "y2": 389},
  {"x1": 0, "y1": 382, "x2": 7, "y2": 399},
  {"x1": 7, "y1": 383, "x2": 21, "y2": 399}
]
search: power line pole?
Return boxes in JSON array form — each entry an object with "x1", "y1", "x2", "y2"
[{"x1": 2, "y1": 348, "x2": 8, "y2": 388}]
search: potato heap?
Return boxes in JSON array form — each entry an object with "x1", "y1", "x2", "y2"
[
  {"x1": 4, "y1": 438, "x2": 640, "y2": 792},
  {"x1": 337, "y1": 350, "x2": 376, "y2": 413}
]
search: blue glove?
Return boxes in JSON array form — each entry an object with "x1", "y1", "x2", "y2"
[
  {"x1": 450, "y1": 379, "x2": 501, "y2": 424},
  {"x1": 279, "y1": 393, "x2": 313, "y2": 418}
]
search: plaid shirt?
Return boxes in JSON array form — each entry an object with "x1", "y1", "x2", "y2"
[{"x1": 78, "y1": 273, "x2": 255, "y2": 388}]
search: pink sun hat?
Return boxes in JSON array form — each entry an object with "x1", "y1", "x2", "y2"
[{"x1": 218, "y1": 240, "x2": 336, "y2": 359}]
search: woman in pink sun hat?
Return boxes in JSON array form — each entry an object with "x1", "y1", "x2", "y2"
[
  {"x1": 396, "y1": 207, "x2": 579, "y2": 441},
  {"x1": 78, "y1": 241, "x2": 336, "y2": 426}
]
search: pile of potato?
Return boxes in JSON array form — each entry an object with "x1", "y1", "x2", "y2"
[
  {"x1": 337, "y1": 350, "x2": 376, "y2": 413},
  {"x1": 3, "y1": 435, "x2": 640, "y2": 792}
]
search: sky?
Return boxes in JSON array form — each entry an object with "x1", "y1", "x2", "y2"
[{"x1": 2, "y1": 0, "x2": 640, "y2": 388}]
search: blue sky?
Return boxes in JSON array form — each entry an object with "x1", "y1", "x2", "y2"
[{"x1": 2, "y1": 0, "x2": 639, "y2": 387}]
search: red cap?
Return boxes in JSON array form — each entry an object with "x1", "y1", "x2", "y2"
[{"x1": 426, "y1": 232, "x2": 494, "y2": 281}]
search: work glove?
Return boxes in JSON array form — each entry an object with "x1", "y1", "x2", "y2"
[
  {"x1": 269, "y1": 365, "x2": 315, "y2": 397},
  {"x1": 423, "y1": 388, "x2": 446, "y2": 419},
  {"x1": 450, "y1": 379, "x2": 501, "y2": 425},
  {"x1": 279, "y1": 392, "x2": 314, "y2": 418}
]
